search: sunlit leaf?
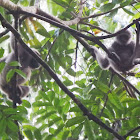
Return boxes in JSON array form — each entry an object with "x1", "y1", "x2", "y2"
[{"x1": 23, "y1": 129, "x2": 33, "y2": 140}]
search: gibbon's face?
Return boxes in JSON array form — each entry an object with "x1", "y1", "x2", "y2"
[{"x1": 116, "y1": 30, "x2": 131, "y2": 45}]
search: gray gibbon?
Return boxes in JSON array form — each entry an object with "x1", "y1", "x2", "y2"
[
  {"x1": 0, "y1": 33, "x2": 40, "y2": 104},
  {"x1": 92, "y1": 30, "x2": 140, "y2": 73}
]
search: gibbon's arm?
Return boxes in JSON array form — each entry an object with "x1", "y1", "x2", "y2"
[{"x1": 91, "y1": 46, "x2": 110, "y2": 70}]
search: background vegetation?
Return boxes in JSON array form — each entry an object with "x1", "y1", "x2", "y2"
[{"x1": 0, "y1": 0, "x2": 140, "y2": 139}]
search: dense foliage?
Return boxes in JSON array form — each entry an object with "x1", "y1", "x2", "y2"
[{"x1": 0, "y1": 0, "x2": 140, "y2": 139}]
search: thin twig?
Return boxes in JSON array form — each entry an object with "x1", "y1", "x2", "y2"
[
  {"x1": 80, "y1": 22, "x2": 111, "y2": 34},
  {"x1": 112, "y1": 69, "x2": 140, "y2": 95},
  {"x1": 0, "y1": 29, "x2": 9, "y2": 38},
  {"x1": 124, "y1": 126, "x2": 140, "y2": 138}
]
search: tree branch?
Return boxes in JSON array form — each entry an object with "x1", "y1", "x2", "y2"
[
  {"x1": 80, "y1": 22, "x2": 111, "y2": 34},
  {"x1": 123, "y1": 126, "x2": 140, "y2": 138},
  {"x1": 0, "y1": 29, "x2": 9, "y2": 38},
  {"x1": 96, "y1": 19, "x2": 140, "y2": 40}
]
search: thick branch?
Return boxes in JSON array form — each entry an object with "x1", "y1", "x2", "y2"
[{"x1": 0, "y1": 0, "x2": 37, "y2": 13}]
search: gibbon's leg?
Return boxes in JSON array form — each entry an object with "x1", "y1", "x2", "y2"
[
  {"x1": 1, "y1": 84, "x2": 22, "y2": 104},
  {"x1": 8, "y1": 86, "x2": 29, "y2": 104}
]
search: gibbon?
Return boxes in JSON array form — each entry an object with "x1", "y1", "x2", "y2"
[{"x1": 0, "y1": 34, "x2": 40, "y2": 104}]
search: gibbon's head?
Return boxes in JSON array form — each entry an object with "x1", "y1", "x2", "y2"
[
  {"x1": 116, "y1": 30, "x2": 132, "y2": 45},
  {"x1": 18, "y1": 45, "x2": 40, "y2": 69}
]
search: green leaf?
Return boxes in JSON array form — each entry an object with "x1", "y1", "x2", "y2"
[
  {"x1": 7, "y1": 119, "x2": 18, "y2": 132},
  {"x1": 54, "y1": 98, "x2": 60, "y2": 107},
  {"x1": 15, "y1": 69, "x2": 27, "y2": 79},
  {"x1": 3, "y1": 108, "x2": 17, "y2": 115},
  {"x1": 112, "y1": 0, "x2": 122, "y2": 4},
  {"x1": 37, "y1": 29, "x2": 50, "y2": 38},
  {"x1": 53, "y1": 82, "x2": 59, "y2": 93},
  {"x1": 120, "y1": 0, "x2": 132, "y2": 6},
  {"x1": 75, "y1": 79, "x2": 86, "y2": 88},
  {"x1": 9, "y1": 114, "x2": 24, "y2": 121},
  {"x1": 0, "y1": 62, "x2": 5, "y2": 73},
  {"x1": 22, "y1": 100, "x2": 31, "y2": 108},
  {"x1": 20, "y1": 26, "x2": 29, "y2": 40},
  {"x1": 0, "y1": 48, "x2": 4, "y2": 58},
  {"x1": 63, "y1": 76, "x2": 73, "y2": 86},
  {"x1": 34, "y1": 129, "x2": 42, "y2": 140},
  {"x1": 135, "y1": 72, "x2": 140, "y2": 78},
  {"x1": 31, "y1": 20, "x2": 50, "y2": 37},
  {"x1": 9, "y1": 61, "x2": 21, "y2": 67},
  {"x1": 0, "y1": 35, "x2": 9, "y2": 43},
  {"x1": 108, "y1": 93, "x2": 123, "y2": 110},
  {"x1": 69, "y1": 107, "x2": 81, "y2": 113},
  {"x1": 54, "y1": 124, "x2": 64, "y2": 136},
  {"x1": 0, "y1": 118, "x2": 6, "y2": 135},
  {"x1": 84, "y1": 119, "x2": 95, "y2": 140},
  {"x1": 100, "y1": 3, "x2": 115, "y2": 12},
  {"x1": 23, "y1": 129, "x2": 33, "y2": 140},
  {"x1": 20, "y1": 0, "x2": 29, "y2": 6},
  {"x1": 47, "y1": 91, "x2": 55, "y2": 102},
  {"x1": 23, "y1": 125, "x2": 36, "y2": 131},
  {"x1": 72, "y1": 123, "x2": 83, "y2": 139},
  {"x1": 95, "y1": 81, "x2": 110, "y2": 93},
  {"x1": 66, "y1": 116, "x2": 85, "y2": 127},
  {"x1": 62, "y1": 130, "x2": 69, "y2": 140},
  {"x1": 66, "y1": 68, "x2": 76, "y2": 76},
  {"x1": 52, "y1": 0, "x2": 69, "y2": 7},
  {"x1": 48, "y1": 117, "x2": 61, "y2": 127},
  {"x1": 17, "y1": 106, "x2": 28, "y2": 114},
  {"x1": 83, "y1": 84, "x2": 92, "y2": 95},
  {"x1": 6, "y1": 69, "x2": 15, "y2": 82},
  {"x1": 122, "y1": 8, "x2": 134, "y2": 16},
  {"x1": 32, "y1": 101, "x2": 52, "y2": 107},
  {"x1": 108, "y1": 9, "x2": 118, "y2": 17},
  {"x1": 63, "y1": 102, "x2": 70, "y2": 113}
]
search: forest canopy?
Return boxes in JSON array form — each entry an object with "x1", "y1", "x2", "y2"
[{"x1": 0, "y1": 0, "x2": 140, "y2": 140}]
